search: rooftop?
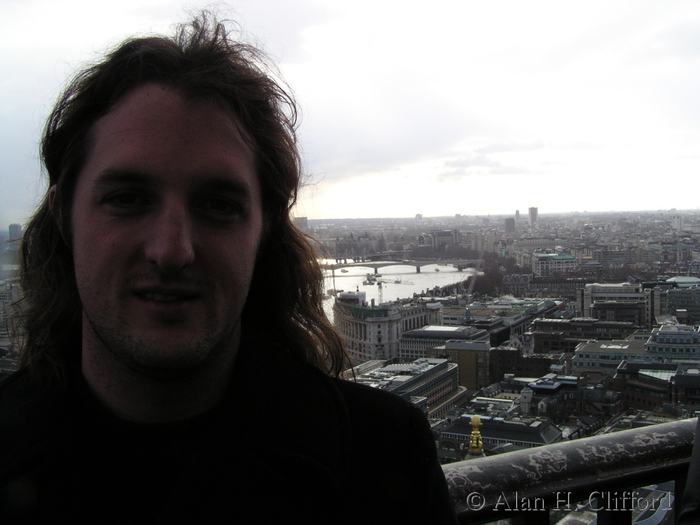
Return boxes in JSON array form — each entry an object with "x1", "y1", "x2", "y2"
[
  {"x1": 533, "y1": 253, "x2": 576, "y2": 260},
  {"x1": 574, "y1": 339, "x2": 647, "y2": 354}
]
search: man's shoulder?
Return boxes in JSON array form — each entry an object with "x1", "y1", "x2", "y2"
[
  {"x1": 244, "y1": 349, "x2": 432, "y2": 456},
  {"x1": 0, "y1": 367, "x2": 68, "y2": 483},
  {"x1": 265, "y1": 350, "x2": 424, "y2": 434},
  {"x1": 330, "y1": 376, "x2": 420, "y2": 423},
  {"x1": 256, "y1": 347, "x2": 410, "y2": 411},
  {"x1": 325, "y1": 377, "x2": 457, "y2": 525},
  {"x1": 328, "y1": 376, "x2": 435, "y2": 463},
  {"x1": 0, "y1": 368, "x2": 62, "y2": 422}
]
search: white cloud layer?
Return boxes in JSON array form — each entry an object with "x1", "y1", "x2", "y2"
[{"x1": 2, "y1": 0, "x2": 700, "y2": 225}]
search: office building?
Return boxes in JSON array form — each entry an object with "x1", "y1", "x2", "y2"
[
  {"x1": 334, "y1": 291, "x2": 441, "y2": 362},
  {"x1": 572, "y1": 340, "x2": 648, "y2": 375},
  {"x1": 439, "y1": 413, "x2": 562, "y2": 454},
  {"x1": 427, "y1": 339, "x2": 490, "y2": 391},
  {"x1": 353, "y1": 358, "x2": 460, "y2": 413},
  {"x1": 645, "y1": 324, "x2": 700, "y2": 358},
  {"x1": 531, "y1": 253, "x2": 577, "y2": 277},
  {"x1": 8, "y1": 224, "x2": 22, "y2": 241},
  {"x1": 399, "y1": 325, "x2": 489, "y2": 361},
  {"x1": 528, "y1": 317, "x2": 637, "y2": 353},
  {"x1": 528, "y1": 207, "x2": 538, "y2": 227},
  {"x1": 577, "y1": 283, "x2": 654, "y2": 328}
]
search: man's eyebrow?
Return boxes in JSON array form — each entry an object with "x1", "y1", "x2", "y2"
[
  {"x1": 195, "y1": 176, "x2": 255, "y2": 199},
  {"x1": 92, "y1": 169, "x2": 155, "y2": 188},
  {"x1": 92, "y1": 168, "x2": 256, "y2": 198}
]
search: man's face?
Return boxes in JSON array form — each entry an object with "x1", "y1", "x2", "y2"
[{"x1": 69, "y1": 83, "x2": 263, "y2": 378}]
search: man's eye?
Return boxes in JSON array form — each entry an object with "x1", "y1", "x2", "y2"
[
  {"x1": 110, "y1": 193, "x2": 141, "y2": 206},
  {"x1": 102, "y1": 192, "x2": 148, "y2": 210},
  {"x1": 200, "y1": 199, "x2": 243, "y2": 215}
]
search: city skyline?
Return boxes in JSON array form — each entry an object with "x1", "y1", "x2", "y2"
[
  {"x1": 3, "y1": 1, "x2": 700, "y2": 226},
  {"x1": 3, "y1": 207, "x2": 700, "y2": 234}
]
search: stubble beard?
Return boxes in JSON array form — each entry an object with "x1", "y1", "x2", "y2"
[{"x1": 81, "y1": 302, "x2": 242, "y2": 381}]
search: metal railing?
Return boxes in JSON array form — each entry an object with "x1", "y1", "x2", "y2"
[{"x1": 442, "y1": 417, "x2": 697, "y2": 524}]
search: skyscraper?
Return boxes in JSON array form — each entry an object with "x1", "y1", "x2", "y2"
[
  {"x1": 8, "y1": 224, "x2": 22, "y2": 241},
  {"x1": 528, "y1": 207, "x2": 538, "y2": 227}
]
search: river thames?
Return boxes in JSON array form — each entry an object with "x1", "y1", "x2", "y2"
[{"x1": 322, "y1": 261, "x2": 478, "y2": 308}]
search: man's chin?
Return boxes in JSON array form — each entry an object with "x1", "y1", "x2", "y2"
[
  {"x1": 126, "y1": 361, "x2": 200, "y2": 380},
  {"x1": 120, "y1": 347, "x2": 215, "y2": 380},
  {"x1": 84, "y1": 315, "x2": 242, "y2": 381}
]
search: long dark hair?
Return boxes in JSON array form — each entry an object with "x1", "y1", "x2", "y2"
[{"x1": 16, "y1": 13, "x2": 347, "y2": 379}]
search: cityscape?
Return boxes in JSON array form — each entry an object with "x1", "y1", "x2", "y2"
[
  {"x1": 5, "y1": 1, "x2": 700, "y2": 521},
  {"x1": 3, "y1": 207, "x2": 700, "y2": 522}
]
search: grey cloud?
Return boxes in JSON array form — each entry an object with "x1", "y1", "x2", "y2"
[
  {"x1": 436, "y1": 163, "x2": 533, "y2": 182},
  {"x1": 488, "y1": 165, "x2": 534, "y2": 175},
  {"x1": 445, "y1": 154, "x2": 501, "y2": 169},
  {"x1": 437, "y1": 168, "x2": 469, "y2": 182},
  {"x1": 300, "y1": 85, "x2": 488, "y2": 182},
  {"x1": 235, "y1": 0, "x2": 338, "y2": 64},
  {"x1": 476, "y1": 139, "x2": 545, "y2": 155},
  {"x1": 550, "y1": 141, "x2": 605, "y2": 150},
  {"x1": 623, "y1": 20, "x2": 700, "y2": 133},
  {"x1": 628, "y1": 20, "x2": 700, "y2": 65}
]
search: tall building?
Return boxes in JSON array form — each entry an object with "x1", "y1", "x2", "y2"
[
  {"x1": 0, "y1": 280, "x2": 21, "y2": 361},
  {"x1": 439, "y1": 413, "x2": 562, "y2": 455},
  {"x1": 572, "y1": 340, "x2": 648, "y2": 375},
  {"x1": 0, "y1": 281, "x2": 15, "y2": 341},
  {"x1": 613, "y1": 360, "x2": 700, "y2": 411},
  {"x1": 293, "y1": 216, "x2": 308, "y2": 230},
  {"x1": 528, "y1": 318, "x2": 637, "y2": 353},
  {"x1": 673, "y1": 216, "x2": 684, "y2": 232},
  {"x1": 645, "y1": 324, "x2": 700, "y2": 358},
  {"x1": 353, "y1": 358, "x2": 460, "y2": 413},
  {"x1": 504, "y1": 217, "x2": 515, "y2": 233},
  {"x1": 515, "y1": 210, "x2": 520, "y2": 222},
  {"x1": 577, "y1": 282, "x2": 656, "y2": 328},
  {"x1": 528, "y1": 207, "x2": 538, "y2": 227},
  {"x1": 417, "y1": 230, "x2": 460, "y2": 252},
  {"x1": 531, "y1": 253, "x2": 577, "y2": 277},
  {"x1": 427, "y1": 339, "x2": 490, "y2": 390},
  {"x1": 400, "y1": 325, "x2": 489, "y2": 361},
  {"x1": 333, "y1": 291, "x2": 441, "y2": 363},
  {"x1": 663, "y1": 286, "x2": 700, "y2": 325},
  {"x1": 8, "y1": 224, "x2": 22, "y2": 241},
  {"x1": 488, "y1": 347, "x2": 562, "y2": 385}
]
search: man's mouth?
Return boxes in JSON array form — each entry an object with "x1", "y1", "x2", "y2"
[
  {"x1": 136, "y1": 289, "x2": 199, "y2": 303},
  {"x1": 144, "y1": 293, "x2": 181, "y2": 302}
]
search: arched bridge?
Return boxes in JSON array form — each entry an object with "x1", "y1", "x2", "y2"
[{"x1": 324, "y1": 259, "x2": 482, "y2": 274}]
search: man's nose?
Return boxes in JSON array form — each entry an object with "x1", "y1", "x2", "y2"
[{"x1": 144, "y1": 201, "x2": 195, "y2": 273}]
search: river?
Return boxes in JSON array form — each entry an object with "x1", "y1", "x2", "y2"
[{"x1": 322, "y1": 261, "x2": 477, "y2": 313}]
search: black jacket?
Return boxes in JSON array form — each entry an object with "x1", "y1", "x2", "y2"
[{"x1": 0, "y1": 347, "x2": 457, "y2": 524}]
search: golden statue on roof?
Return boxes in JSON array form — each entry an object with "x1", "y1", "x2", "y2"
[{"x1": 469, "y1": 415, "x2": 483, "y2": 455}]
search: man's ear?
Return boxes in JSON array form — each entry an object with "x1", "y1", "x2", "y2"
[{"x1": 48, "y1": 185, "x2": 64, "y2": 234}]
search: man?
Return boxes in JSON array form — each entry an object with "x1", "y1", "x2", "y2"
[{"x1": 0, "y1": 14, "x2": 458, "y2": 524}]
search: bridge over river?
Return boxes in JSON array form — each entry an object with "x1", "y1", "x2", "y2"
[{"x1": 324, "y1": 259, "x2": 482, "y2": 274}]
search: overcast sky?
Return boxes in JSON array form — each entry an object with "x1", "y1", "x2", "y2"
[{"x1": 2, "y1": 0, "x2": 700, "y2": 226}]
